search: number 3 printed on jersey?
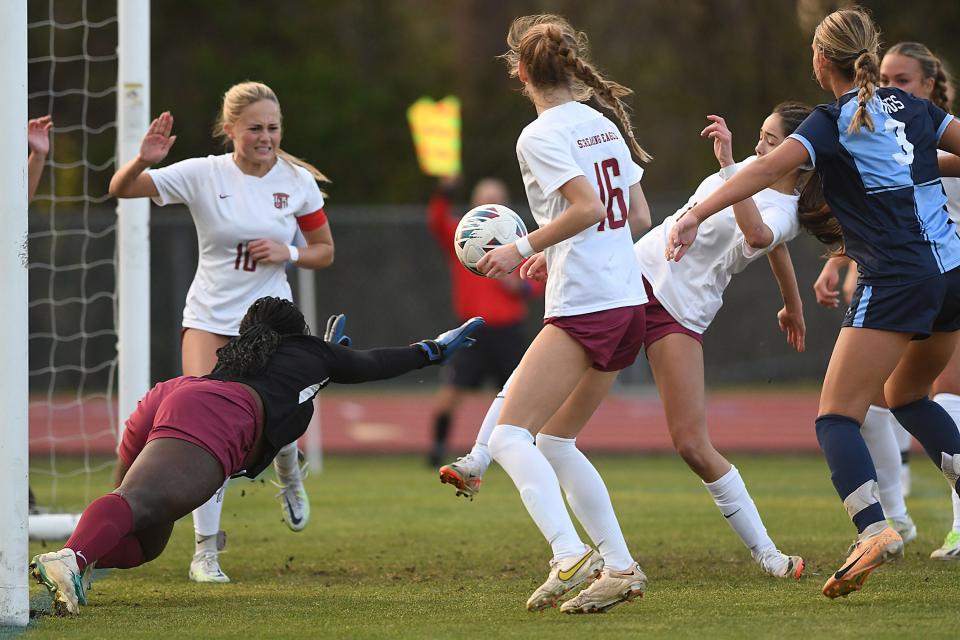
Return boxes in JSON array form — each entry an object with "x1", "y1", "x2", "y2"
[
  {"x1": 594, "y1": 158, "x2": 627, "y2": 231},
  {"x1": 885, "y1": 118, "x2": 914, "y2": 166}
]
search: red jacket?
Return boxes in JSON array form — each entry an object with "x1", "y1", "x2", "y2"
[{"x1": 427, "y1": 192, "x2": 541, "y2": 326}]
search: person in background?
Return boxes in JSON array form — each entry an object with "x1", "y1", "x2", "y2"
[{"x1": 427, "y1": 175, "x2": 540, "y2": 469}]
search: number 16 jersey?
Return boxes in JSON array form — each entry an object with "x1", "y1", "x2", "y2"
[{"x1": 517, "y1": 101, "x2": 647, "y2": 318}]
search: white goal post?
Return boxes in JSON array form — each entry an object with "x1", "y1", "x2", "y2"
[
  {"x1": 0, "y1": 0, "x2": 30, "y2": 627},
  {"x1": 117, "y1": 0, "x2": 151, "y2": 428}
]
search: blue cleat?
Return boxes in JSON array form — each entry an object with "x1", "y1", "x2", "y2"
[{"x1": 415, "y1": 317, "x2": 484, "y2": 364}]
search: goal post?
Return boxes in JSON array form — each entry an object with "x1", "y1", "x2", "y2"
[
  {"x1": 0, "y1": 0, "x2": 30, "y2": 627},
  {"x1": 117, "y1": 0, "x2": 151, "y2": 428}
]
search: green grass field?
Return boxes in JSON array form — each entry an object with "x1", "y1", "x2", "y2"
[{"x1": 15, "y1": 453, "x2": 960, "y2": 639}]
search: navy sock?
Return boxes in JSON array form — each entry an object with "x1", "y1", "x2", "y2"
[
  {"x1": 891, "y1": 397, "x2": 960, "y2": 495},
  {"x1": 815, "y1": 415, "x2": 885, "y2": 533}
]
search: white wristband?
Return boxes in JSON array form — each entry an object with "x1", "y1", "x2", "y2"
[
  {"x1": 718, "y1": 163, "x2": 739, "y2": 181},
  {"x1": 287, "y1": 245, "x2": 300, "y2": 264},
  {"x1": 515, "y1": 235, "x2": 535, "y2": 259}
]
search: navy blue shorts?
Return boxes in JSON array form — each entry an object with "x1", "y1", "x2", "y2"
[
  {"x1": 439, "y1": 322, "x2": 526, "y2": 389},
  {"x1": 842, "y1": 267, "x2": 960, "y2": 338}
]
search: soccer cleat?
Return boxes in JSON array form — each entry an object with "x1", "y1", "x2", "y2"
[
  {"x1": 273, "y1": 452, "x2": 310, "y2": 532},
  {"x1": 29, "y1": 549, "x2": 86, "y2": 615},
  {"x1": 526, "y1": 548, "x2": 604, "y2": 612},
  {"x1": 414, "y1": 317, "x2": 484, "y2": 363},
  {"x1": 821, "y1": 525, "x2": 903, "y2": 599},
  {"x1": 560, "y1": 563, "x2": 647, "y2": 614},
  {"x1": 756, "y1": 548, "x2": 805, "y2": 580},
  {"x1": 439, "y1": 454, "x2": 486, "y2": 500},
  {"x1": 930, "y1": 531, "x2": 960, "y2": 560},
  {"x1": 80, "y1": 561, "x2": 97, "y2": 594},
  {"x1": 189, "y1": 550, "x2": 230, "y2": 583},
  {"x1": 887, "y1": 515, "x2": 917, "y2": 544}
]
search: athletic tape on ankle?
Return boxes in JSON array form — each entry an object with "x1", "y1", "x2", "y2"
[
  {"x1": 843, "y1": 479, "x2": 880, "y2": 519},
  {"x1": 942, "y1": 453, "x2": 960, "y2": 487}
]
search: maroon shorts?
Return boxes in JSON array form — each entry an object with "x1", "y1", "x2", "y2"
[
  {"x1": 546, "y1": 304, "x2": 646, "y2": 372},
  {"x1": 642, "y1": 277, "x2": 703, "y2": 349},
  {"x1": 119, "y1": 376, "x2": 263, "y2": 478}
]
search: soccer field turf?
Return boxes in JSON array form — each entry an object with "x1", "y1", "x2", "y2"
[{"x1": 19, "y1": 454, "x2": 960, "y2": 639}]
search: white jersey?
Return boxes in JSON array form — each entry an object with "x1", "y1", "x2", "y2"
[
  {"x1": 517, "y1": 101, "x2": 647, "y2": 318},
  {"x1": 149, "y1": 153, "x2": 326, "y2": 335},
  {"x1": 938, "y1": 151, "x2": 960, "y2": 223},
  {"x1": 635, "y1": 157, "x2": 800, "y2": 334}
]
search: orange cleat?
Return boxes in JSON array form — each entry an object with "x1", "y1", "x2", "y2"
[{"x1": 822, "y1": 525, "x2": 903, "y2": 599}]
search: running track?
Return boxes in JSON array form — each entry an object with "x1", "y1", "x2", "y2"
[{"x1": 28, "y1": 389, "x2": 823, "y2": 455}]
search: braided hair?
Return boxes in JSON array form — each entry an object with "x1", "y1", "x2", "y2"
[
  {"x1": 503, "y1": 14, "x2": 652, "y2": 163},
  {"x1": 215, "y1": 297, "x2": 309, "y2": 377},
  {"x1": 886, "y1": 42, "x2": 955, "y2": 113},
  {"x1": 813, "y1": 6, "x2": 882, "y2": 134}
]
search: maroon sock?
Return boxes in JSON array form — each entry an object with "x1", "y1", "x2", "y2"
[
  {"x1": 95, "y1": 535, "x2": 146, "y2": 569},
  {"x1": 65, "y1": 493, "x2": 134, "y2": 572}
]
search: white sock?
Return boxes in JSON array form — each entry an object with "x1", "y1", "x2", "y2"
[
  {"x1": 704, "y1": 466, "x2": 774, "y2": 556},
  {"x1": 193, "y1": 480, "x2": 228, "y2": 544},
  {"x1": 933, "y1": 393, "x2": 960, "y2": 533},
  {"x1": 470, "y1": 373, "x2": 515, "y2": 470},
  {"x1": 274, "y1": 442, "x2": 302, "y2": 484},
  {"x1": 860, "y1": 405, "x2": 907, "y2": 519},
  {"x1": 891, "y1": 415, "x2": 913, "y2": 496},
  {"x1": 536, "y1": 433, "x2": 634, "y2": 571},
  {"x1": 488, "y1": 424, "x2": 586, "y2": 561}
]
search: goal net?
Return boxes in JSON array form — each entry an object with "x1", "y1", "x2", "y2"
[{"x1": 27, "y1": 0, "x2": 122, "y2": 537}]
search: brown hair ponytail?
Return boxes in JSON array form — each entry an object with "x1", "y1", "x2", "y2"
[
  {"x1": 503, "y1": 14, "x2": 652, "y2": 163},
  {"x1": 772, "y1": 101, "x2": 844, "y2": 251}
]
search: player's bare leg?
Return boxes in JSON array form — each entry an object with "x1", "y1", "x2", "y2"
[{"x1": 648, "y1": 333, "x2": 802, "y2": 579}]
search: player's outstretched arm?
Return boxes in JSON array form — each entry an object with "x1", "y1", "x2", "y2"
[
  {"x1": 27, "y1": 115, "x2": 53, "y2": 203},
  {"x1": 766, "y1": 243, "x2": 805, "y2": 353},
  {"x1": 667, "y1": 139, "x2": 808, "y2": 261},
  {"x1": 324, "y1": 317, "x2": 484, "y2": 384}
]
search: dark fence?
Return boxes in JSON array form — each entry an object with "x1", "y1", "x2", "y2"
[{"x1": 29, "y1": 197, "x2": 843, "y2": 392}]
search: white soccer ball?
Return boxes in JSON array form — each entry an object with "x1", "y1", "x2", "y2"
[{"x1": 453, "y1": 204, "x2": 528, "y2": 276}]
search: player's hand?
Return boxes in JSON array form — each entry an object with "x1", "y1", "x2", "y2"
[
  {"x1": 138, "y1": 111, "x2": 176, "y2": 165},
  {"x1": 702, "y1": 115, "x2": 735, "y2": 168},
  {"x1": 813, "y1": 261, "x2": 841, "y2": 308},
  {"x1": 27, "y1": 115, "x2": 53, "y2": 156},
  {"x1": 519, "y1": 252, "x2": 548, "y2": 282},
  {"x1": 665, "y1": 209, "x2": 700, "y2": 261},
  {"x1": 777, "y1": 306, "x2": 806, "y2": 353},
  {"x1": 323, "y1": 314, "x2": 351, "y2": 346},
  {"x1": 246, "y1": 239, "x2": 290, "y2": 264},
  {"x1": 477, "y1": 244, "x2": 522, "y2": 279}
]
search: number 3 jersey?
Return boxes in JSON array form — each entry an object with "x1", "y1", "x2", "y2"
[
  {"x1": 517, "y1": 101, "x2": 647, "y2": 318},
  {"x1": 789, "y1": 87, "x2": 960, "y2": 285},
  {"x1": 149, "y1": 154, "x2": 327, "y2": 335}
]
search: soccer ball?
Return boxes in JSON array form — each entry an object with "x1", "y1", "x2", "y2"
[{"x1": 454, "y1": 204, "x2": 528, "y2": 276}]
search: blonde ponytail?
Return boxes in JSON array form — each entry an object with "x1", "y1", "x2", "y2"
[
  {"x1": 214, "y1": 81, "x2": 331, "y2": 186},
  {"x1": 812, "y1": 6, "x2": 882, "y2": 134}
]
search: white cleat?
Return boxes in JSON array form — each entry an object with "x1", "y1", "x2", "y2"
[
  {"x1": 29, "y1": 548, "x2": 86, "y2": 615},
  {"x1": 526, "y1": 548, "x2": 603, "y2": 612},
  {"x1": 930, "y1": 531, "x2": 960, "y2": 560},
  {"x1": 888, "y1": 515, "x2": 917, "y2": 544},
  {"x1": 189, "y1": 550, "x2": 230, "y2": 583},
  {"x1": 755, "y1": 548, "x2": 805, "y2": 580},
  {"x1": 439, "y1": 453, "x2": 486, "y2": 500},
  {"x1": 560, "y1": 563, "x2": 647, "y2": 614}
]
